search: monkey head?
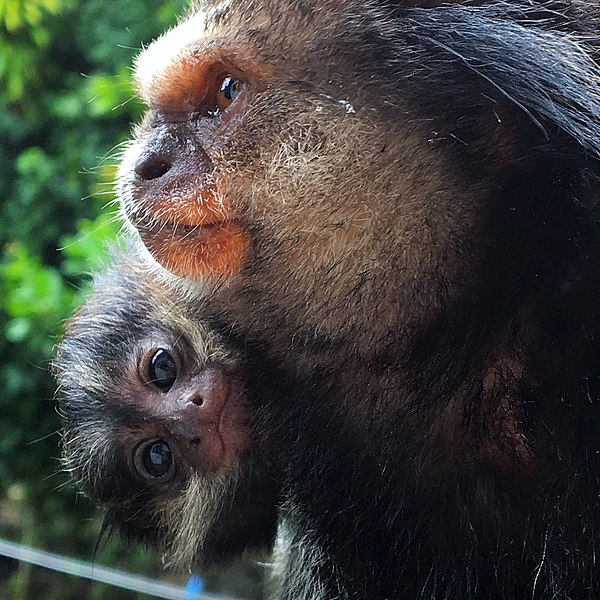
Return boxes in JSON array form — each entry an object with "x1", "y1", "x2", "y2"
[
  {"x1": 54, "y1": 249, "x2": 278, "y2": 568},
  {"x1": 118, "y1": 0, "x2": 504, "y2": 350},
  {"x1": 118, "y1": 0, "x2": 600, "y2": 358}
]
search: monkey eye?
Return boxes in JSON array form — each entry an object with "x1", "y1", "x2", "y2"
[
  {"x1": 216, "y1": 75, "x2": 242, "y2": 112},
  {"x1": 133, "y1": 440, "x2": 174, "y2": 480},
  {"x1": 147, "y1": 348, "x2": 177, "y2": 392}
]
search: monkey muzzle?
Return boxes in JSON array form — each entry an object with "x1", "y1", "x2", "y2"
[
  {"x1": 122, "y1": 124, "x2": 250, "y2": 279},
  {"x1": 126, "y1": 367, "x2": 249, "y2": 487}
]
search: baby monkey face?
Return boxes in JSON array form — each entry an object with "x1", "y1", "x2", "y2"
[
  {"x1": 54, "y1": 250, "x2": 277, "y2": 568},
  {"x1": 122, "y1": 344, "x2": 248, "y2": 481}
]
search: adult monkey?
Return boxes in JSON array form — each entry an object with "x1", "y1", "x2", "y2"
[{"x1": 114, "y1": 0, "x2": 600, "y2": 598}]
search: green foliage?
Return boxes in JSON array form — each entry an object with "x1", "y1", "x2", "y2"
[{"x1": 0, "y1": 0, "x2": 188, "y2": 598}]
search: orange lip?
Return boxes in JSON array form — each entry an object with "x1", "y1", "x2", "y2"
[
  {"x1": 144, "y1": 184, "x2": 230, "y2": 227},
  {"x1": 136, "y1": 215, "x2": 250, "y2": 279}
]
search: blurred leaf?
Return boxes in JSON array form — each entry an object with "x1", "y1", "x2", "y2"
[
  {"x1": 60, "y1": 211, "x2": 122, "y2": 278},
  {"x1": 5, "y1": 317, "x2": 31, "y2": 343},
  {"x1": 84, "y1": 68, "x2": 136, "y2": 118}
]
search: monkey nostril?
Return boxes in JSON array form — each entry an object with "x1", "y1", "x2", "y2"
[
  {"x1": 191, "y1": 394, "x2": 204, "y2": 407},
  {"x1": 134, "y1": 155, "x2": 172, "y2": 181}
]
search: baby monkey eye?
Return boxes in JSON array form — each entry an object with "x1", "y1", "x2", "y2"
[
  {"x1": 148, "y1": 348, "x2": 177, "y2": 392},
  {"x1": 217, "y1": 75, "x2": 242, "y2": 111},
  {"x1": 133, "y1": 440, "x2": 174, "y2": 480}
]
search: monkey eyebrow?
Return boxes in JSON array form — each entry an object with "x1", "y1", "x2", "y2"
[{"x1": 134, "y1": 52, "x2": 217, "y2": 111}]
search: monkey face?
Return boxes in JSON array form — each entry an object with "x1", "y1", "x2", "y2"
[
  {"x1": 54, "y1": 250, "x2": 277, "y2": 568},
  {"x1": 118, "y1": 0, "x2": 500, "y2": 346},
  {"x1": 118, "y1": 346, "x2": 249, "y2": 479}
]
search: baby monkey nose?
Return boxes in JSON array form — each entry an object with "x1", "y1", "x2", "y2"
[
  {"x1": 167, "y1": 368, "x2": 231, "y2": 442},
  {"x1": 187, "y1": 368, "x2": 229, "y2": 419}
]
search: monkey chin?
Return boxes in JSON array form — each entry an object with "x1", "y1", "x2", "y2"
[
  {"x1": 123, "y1": 179, "x2": 251, "y2": 279},
  {"x1": 150, "y1": 471, "x2": 243, "y2": 569},
  {"x1": 105, "y1": 466, "x2": 249, "y2": 570},
  {"x1": 135, "y1": 217, "x2": 250, "y2": 279}
]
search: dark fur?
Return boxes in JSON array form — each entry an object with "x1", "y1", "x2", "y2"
[{"x1": 62, "y1": 0, "x2": 600, "y2": 598}]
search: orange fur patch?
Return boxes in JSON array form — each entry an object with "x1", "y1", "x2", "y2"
[
  {"x1": 151, "y1": 54, "x2": 231, "y2": 110},
  {"x1": 139, "y1": 220, "x2": 250, "y2": 279},
  {"x1": 138, "y1": 46, "x2": 267, "y2": 113},
  {"x1": 148, "y1": 185, "x2": 231, "y2": 227}
]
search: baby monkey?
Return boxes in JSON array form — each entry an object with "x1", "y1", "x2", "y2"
[{"x1": 54, "y1": 248, "x2": 278, "y2": 569}]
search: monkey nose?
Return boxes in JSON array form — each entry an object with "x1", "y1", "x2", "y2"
[
  {"x1": 166, "y1": 369, "x2": 231, "y2": 441},
  {"x1": 190, "y1": 393, "x2": 204, "y2": 406},
  {"x1": 134, "y1": 152, "x2": 172, "y2": 180},
  {"x1": 189, "y1": 368, "x2": 230, "y2": 420}
]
